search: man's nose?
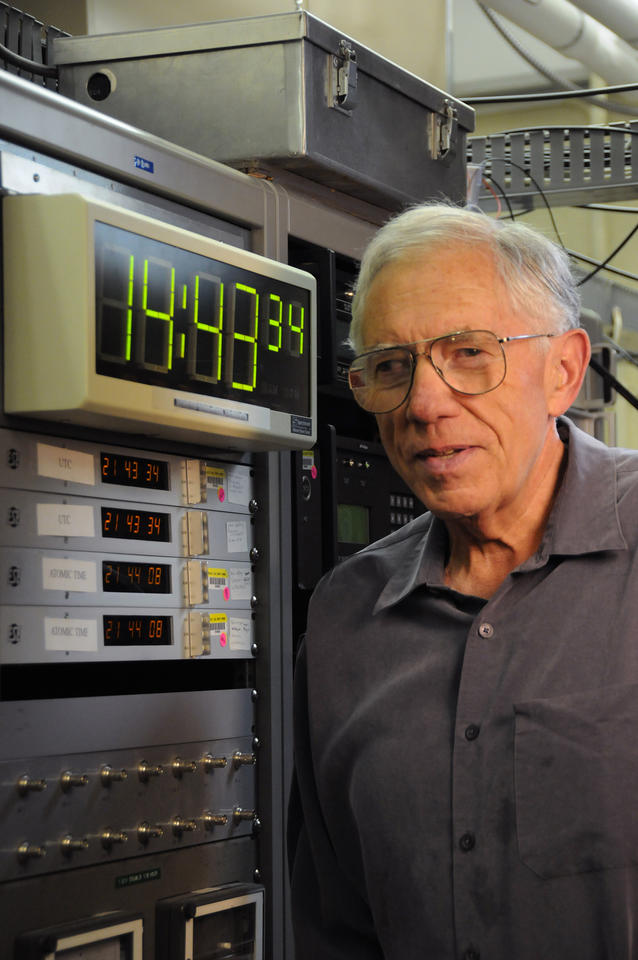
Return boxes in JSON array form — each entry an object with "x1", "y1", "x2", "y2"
[{"x1": 404, "y1": 352, "x2": 458, "y2": 421}]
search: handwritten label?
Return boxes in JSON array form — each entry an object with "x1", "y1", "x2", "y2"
[
  {"x1": 229, "y1": 567, "x2": 252, "y2": 601},
  {"x1": 227, "y1": 467, "x2": 250, "y2": 505},
  {"x1": 230, "y1": 618, "x2": 251, "y2": 651},
  {"x1": 226, "y1": 520, "x2": 248, "y2": 554}
]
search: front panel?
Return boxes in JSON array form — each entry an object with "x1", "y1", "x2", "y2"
[
  {"x1": 0, "y1": 429, "x2": 258, "y2": 663},
  {"x1": 3, "y1": 193, "x2": 316, "y2": 450},
  {"x1": 0, "y1": 97, "x2": 296, "y2": 960}
]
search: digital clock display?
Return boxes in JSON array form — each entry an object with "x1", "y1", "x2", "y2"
[
  {"x1": 95, "y1": 221, "x2": 310, "y2": 415},
  {"x1": 101, "y1": 452, "x2": 169, "y2": 489},
  {"x1": 103, "y1": 615, "x2": 172, "y2": 646},
  {"x1": 101, "y1": 506, "x2": 170, "y2": 541},
  {"x1": 102, "y1": 561, "x2": 171, "y2": 593},
  {"x1": 3, "y1": 195, "x2": 316, "y2": 450}
]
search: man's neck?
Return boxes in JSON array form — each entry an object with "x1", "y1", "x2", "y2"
[{"x1": 443, "y1": 433, "x2": 567, "y2": 599}]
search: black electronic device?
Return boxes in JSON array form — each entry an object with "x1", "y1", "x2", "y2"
[{"x1": 288, "y1": 237, "x2": 357, "y2": 393}]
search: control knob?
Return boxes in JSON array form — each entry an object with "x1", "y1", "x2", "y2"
[
  {"x1": 137, "y1": 821, "x2": 164, "y2": 843},
  {"x1": 17, "y1": 775, "x2": 47, "y2": 795},
  {"x1": 60, "y1": 770, "x2": 89, "y2": 791}
]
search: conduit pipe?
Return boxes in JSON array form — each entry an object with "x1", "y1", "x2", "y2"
[
  {"x1": 485, "y1": 0, "x2": 638, "y2": 90},
  {"x1": 568, "y1": 0, "x2": 638, "y2": 45}
]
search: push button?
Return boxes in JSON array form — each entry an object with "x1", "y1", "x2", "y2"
[
  {"x1": 464, "y1": 723, "x2": 480, "y2": 741},
  {"x1": 459, "y1": 832, "x2": 475, "y2": 852}
]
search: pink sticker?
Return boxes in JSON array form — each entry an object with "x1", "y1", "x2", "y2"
[
  {"x1": 217, "y1": 487, "x2": 225, "y2": 503},
  {"x1": 310, "y1": 465, "x2": 318, "y2": 479},
  {"x1": 219, "y1": 632, "x2": 228, "y2": 647},
  {"x1": 223, "y1": 587, "x2": 230, "y2": 602}
]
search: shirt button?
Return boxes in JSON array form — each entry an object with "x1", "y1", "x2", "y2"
[
  {"x1": 464, "y1": 949, "x2": 481, "y2": 960},
  {"x1": 459, "y1": 832, "x2": 475, "y2": 852},
  {"x1": 464, "y1": 723, "x2": 480, "y2": 741},
  {"x1": 478, "y1": 622, "x2": 494, "y2": 639}
]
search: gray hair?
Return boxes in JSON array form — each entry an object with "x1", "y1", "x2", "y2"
[{"x1": 349, "y1": 203, "x2": 581, "y2": 354}]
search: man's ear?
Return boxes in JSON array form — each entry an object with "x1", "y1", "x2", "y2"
[{"x1": 547, "y1": 328, "x2": 592, "y2": 416}]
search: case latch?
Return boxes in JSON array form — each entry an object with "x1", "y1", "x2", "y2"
[
  {"x1": 429, "y1": 99, "x2": 457, "y2": 160},
  {"x1": 330, "y1": 39, "x2": 358, "y2": 114}
]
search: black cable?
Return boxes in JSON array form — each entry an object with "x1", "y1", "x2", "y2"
[
  {"x1": 604, "y1": 335, "x2": 638, "y2": 370},
  {"x1": 566, "y1": 248, "x2": 638, "y2": 285},
  {"x1": 464, "y1": 81, "x2": 638, "y2": 105},
  {"x1": 488, "y1": 157, "x2": 565, "y2": 247},
  {"x1": 578, "y1": 203, "x2": 638, "y2": 214},
  {"x1": 575, "y1": 220, "x2": 638, "y2": 286},
  {"x1": 479, "y1": 169, "x2": 638, "y2": 284},
  {"x1": 474, "y1": 2, "x2": 638, "y2": 118},
  {"x1": 0, "y1": 40, "x2": 58, "y2": 78},
  {"x1": 589, "y1": 356, "x2": 638, "y2": 412}
]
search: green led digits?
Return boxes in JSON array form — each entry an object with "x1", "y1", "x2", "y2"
[
  {"x1": 126, "y1": 254, "x2": 134, "y2": 360},
  {"x1": 95, "y1": 220, "x2": 311, "y2": 417},
  {"x1": 188, "y1": 273, "x2": 224, "y2": 383},
  {"x1": 267, "y1": 294, "x2": 283, "y2": 352},
  {"x1": 140, "y1": 256, "x2": 175, "y2": 372},
  {"x1": 288, "y1": 302, "x2": 304, "y2": 357},
  {"x1": 232, "y1": 284, "x2": 259, "y2": 391}
]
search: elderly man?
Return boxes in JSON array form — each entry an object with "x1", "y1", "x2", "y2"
[{"x1": 288, "y1": 203, "x2": 638, "y2": 960}]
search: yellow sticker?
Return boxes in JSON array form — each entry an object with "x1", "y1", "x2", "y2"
[{"x1": 208, "y1": 568, "x2": 228, "y2": 585}]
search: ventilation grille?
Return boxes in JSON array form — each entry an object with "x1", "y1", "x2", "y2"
[
  {"x1": 0, "y1": 1, "x2": 69, "y2": 88},
  {"x1": 468, "y1": 124, "x2": 638, "y2": 209}
]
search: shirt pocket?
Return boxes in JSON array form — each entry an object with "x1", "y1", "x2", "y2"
[{"x1": 513, "y1": 682, "x2": 638, "y2": 879}]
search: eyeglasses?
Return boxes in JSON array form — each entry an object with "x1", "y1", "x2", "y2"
[{"x1": 348, "y1": 329, "x2": 555, "y2": 414}]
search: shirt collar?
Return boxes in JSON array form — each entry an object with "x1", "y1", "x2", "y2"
[
  {"x1": 373, "y1": 514, "x2": 446, "y2": 614},
  {"x1": 373, "y1": 417, "x2": 626, "y2": 612},
  {"x1": 524, "y1": 416, "x2": 626, "y2": 563}
]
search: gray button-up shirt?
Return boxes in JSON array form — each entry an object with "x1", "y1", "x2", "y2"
[{"x1": 289, "y1": 419, "x2": 638, "y2": 960}]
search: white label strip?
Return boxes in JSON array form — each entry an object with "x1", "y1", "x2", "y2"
[
  {"x1": 230, "y1": 618, "x2": 252, "y2": 651},
  {"x1": 37, "y1": 442, "x2": 95, "y2": 486},
  {"x1": 42, "y1": 557, "x2": 97, "y2": 592},
  {"x1": 37, "y1": 503, "x2": 95, "y2": 538},
  {"x1": 226, "y1": 520, "x2": 248, "y2": 554},
  {"x1": 229, "y1": 567, "x2": 252, "y2": 601},
  {"x1": 45, "y1": 617, "x2": 98, "y2": 652},
  {"x1": 227, "y1": 467, "x2": 250, "y2": 505}
]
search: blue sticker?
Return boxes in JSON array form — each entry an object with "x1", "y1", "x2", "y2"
[{"x1": 134, "y1": 155, "x2": 155, "y2": 173}]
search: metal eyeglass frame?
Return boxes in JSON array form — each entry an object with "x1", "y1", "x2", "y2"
[{"x1": 348, "y1": 329, "x2": 556, "y2": 413}]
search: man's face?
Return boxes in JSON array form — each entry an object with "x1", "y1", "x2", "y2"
[{"x1": 363, "y1": 245, "x2": 562, "y2": 526}]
